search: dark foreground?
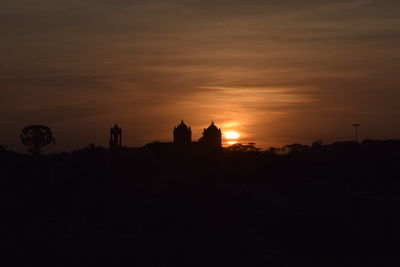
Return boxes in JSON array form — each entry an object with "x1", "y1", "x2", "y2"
[{"x1": 1, "y1": 140, "x2": 400, "y2": 266}]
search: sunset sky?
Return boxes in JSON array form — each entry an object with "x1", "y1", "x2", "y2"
[{"x1": 1, "y1": 0, "x2": 400, "y2": 151}]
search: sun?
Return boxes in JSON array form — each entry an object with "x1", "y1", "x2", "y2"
[{"x1": 225, "y1": 131, "x2": 240, "y2": 139}]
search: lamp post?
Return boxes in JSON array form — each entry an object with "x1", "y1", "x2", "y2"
[{"x1": 353, "y1": 124, "x2": 360, "y2": 144}]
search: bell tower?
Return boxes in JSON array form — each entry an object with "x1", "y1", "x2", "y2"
[
  {"x1": 198, "y1": 121, "x2": 222, "y2": 149},
  {"x1": 109, "y1": 124, "x2": 122, "y2": 148},
  {"x1": 173, "y1": 120, "x2": 192, "y2": 144}
]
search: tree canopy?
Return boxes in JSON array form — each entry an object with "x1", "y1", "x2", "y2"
[{"x1": 20, "y1": 125, "x2": 56, "y2": 155}]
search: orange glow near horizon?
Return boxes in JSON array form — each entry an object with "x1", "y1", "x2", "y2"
[{"x1": 225, "y1": 131, "x2": 240, "y2": 146}]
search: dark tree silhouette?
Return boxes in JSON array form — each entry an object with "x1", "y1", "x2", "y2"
[{"x1": 20, "y1": 125, "x2": 56, "y2": 155}]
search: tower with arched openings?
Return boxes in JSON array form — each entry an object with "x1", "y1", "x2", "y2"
[{"x1": 109, "y1": 124, "x2": 122, "y2": 149}]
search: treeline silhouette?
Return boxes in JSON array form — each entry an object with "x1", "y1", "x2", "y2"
[{"x1": 1, "y1": 139, "x2": 400, "y2": 266}]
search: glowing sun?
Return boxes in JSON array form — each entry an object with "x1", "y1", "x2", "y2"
[{"x1": 225, "y1": 131, "x2": 240, "y2": 139}]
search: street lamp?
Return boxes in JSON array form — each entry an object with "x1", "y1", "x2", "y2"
[{"x1": 353, "y1": 124, "x2": 360, "y2": 143}]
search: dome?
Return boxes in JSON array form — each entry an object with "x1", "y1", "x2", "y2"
[
  {"x1": 175, "y1": 120, "x2": 190, "y2": 131},
  {"x1": 204, "y1": 121, "x2": 220, "y2": 133}
]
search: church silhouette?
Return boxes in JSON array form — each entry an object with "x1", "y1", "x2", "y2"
[
  {"x1": 174, "y1": 120, "x2": 222, "y2": 149},
  {"x1": 110, "y1": 121, "x2": 222, "y2": 150}
]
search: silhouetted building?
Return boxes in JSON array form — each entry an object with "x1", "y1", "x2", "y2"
[
  {"x1": 173, "y1": 120, "x2": 192, "y2": 144},
  {"x1": 143, "y1": 121, "x2": 222, "y2": 152},
  {"x1": 109, "y1": 124, "x2": 122, "y2": 149},
  {"x1": 199, "y1": 121, "x2": 222, "y2": 149}
]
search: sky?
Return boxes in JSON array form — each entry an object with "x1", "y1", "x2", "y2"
[{"x1": 1, "y1": 0, "x2": 400, "y2": 151}]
